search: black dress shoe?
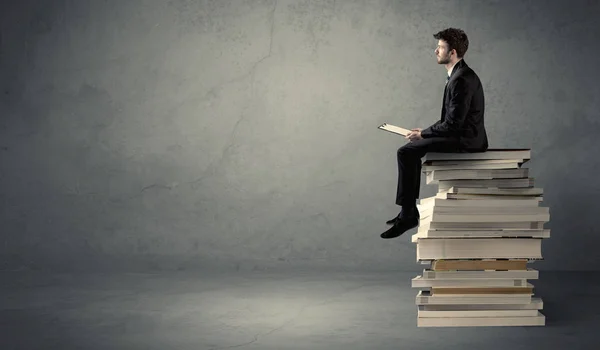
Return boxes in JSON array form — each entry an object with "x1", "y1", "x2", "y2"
[
  {"x1": 385, "y1": 215, "x2": 400, "y2": 225},
  {"x1": 386, "y1": 209, "x2": 420, "y2": 225},
  {"x1": 380, "y1": 215, "x2": 419, "y2": 239}
]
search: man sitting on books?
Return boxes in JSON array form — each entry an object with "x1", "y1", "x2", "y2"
[{"x1": 381, "y1": 28, "x2": 488, "y2": 239}]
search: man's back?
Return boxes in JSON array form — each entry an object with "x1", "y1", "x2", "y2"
[
  {"x1": 422, "y1": 59, "x2": 488, "y2": 152},
  {"x1": 448, "y1": 61, "x2": 488, "y2": 151}
]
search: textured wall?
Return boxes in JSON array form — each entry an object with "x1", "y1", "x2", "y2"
[{"x1": 1, "y1": 0, "x2": 599, "y2": 272}]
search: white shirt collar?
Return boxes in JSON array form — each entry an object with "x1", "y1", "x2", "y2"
[{"x1": 447, "y1": 59, "x2": 462, "y2": 77}]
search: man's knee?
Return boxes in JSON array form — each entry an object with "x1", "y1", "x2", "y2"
[{"x1": 397, "y1": 144, "x2": 417, "y2": 158}]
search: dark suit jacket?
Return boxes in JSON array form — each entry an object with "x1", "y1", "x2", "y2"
[{"x1": 421, "y1": 59, "x2": 488, "y2": 151}]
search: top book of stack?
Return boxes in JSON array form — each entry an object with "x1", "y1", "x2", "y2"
[{"x1": 422, "y1": 149, "x2": 531, "y2": 162}]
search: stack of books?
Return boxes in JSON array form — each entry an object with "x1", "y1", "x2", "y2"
[{"x1": 411, "y1": 149, "x2": 550, "y2": 327}]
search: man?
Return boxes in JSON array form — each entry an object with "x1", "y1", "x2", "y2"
[{"x1": 380, "y1": 28, "x2": 488, "y2": 239}]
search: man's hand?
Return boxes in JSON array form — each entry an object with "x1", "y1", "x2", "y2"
[{"x1": 405, "y1": 128, "x2": 423, "y2": 142}]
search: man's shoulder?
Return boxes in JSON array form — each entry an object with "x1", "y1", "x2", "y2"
[
  {"x1": 453, "y1": 65, "x2": 481, "y2": 85},
  {"x1": 457, "y1": 63, "x2": 478, "y2": 77}
]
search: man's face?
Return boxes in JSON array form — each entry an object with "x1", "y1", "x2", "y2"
[{"x1": 435, "y1": 40, "x2": 453, "y2": 64}]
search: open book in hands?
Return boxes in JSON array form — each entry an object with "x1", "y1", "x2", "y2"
[{"x1": 377, "y1": 123, "x2": 411, "y2": 136}]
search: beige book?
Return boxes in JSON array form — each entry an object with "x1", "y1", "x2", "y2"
[
  {"x1": 431, "y1": 283, "x2": 534, "y2": 295},
  {"x1": 417, "y1": 307, "x2": 540, "y2": 318},
  {"x1": 415, "y1": 290, "x2": 532, "y2": 305},
  {"x1": 431, "y1": 259, "x2": 529, "y2": 271},
  {"x1": 422, "y1": 268, "x2": 539, "y2": 279},
  {"x1": 417, "y1": 312, "x2": 545, "y2": 327},
  {"x1": 377, "y1": 123, "x2": 411, "y2": 136},
  {"x1": 419, "y1": 297, "x2": 543, "y2": 310}
]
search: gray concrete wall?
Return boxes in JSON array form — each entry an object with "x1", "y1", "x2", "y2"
[{"x1": 1, "y1": 0, "x2": 599, "y2": 272}]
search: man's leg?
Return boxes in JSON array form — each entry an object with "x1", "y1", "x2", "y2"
[
  {"x1": 396, "y1": 137, "x2": 459, "y2": 207},
  {"x1": 382, "y1": 137, "x2": 460, "y2": 239},
  {"x1": 385, "y1": 144, "x2": 421, "y2": 225},
  {"x1": 395, "y1": 143, "x2": 423, "y2": 208}
]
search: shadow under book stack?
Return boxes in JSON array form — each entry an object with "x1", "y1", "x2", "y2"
[{"x1": 412, "y1": 149, "x2": 550, "y2": 327}]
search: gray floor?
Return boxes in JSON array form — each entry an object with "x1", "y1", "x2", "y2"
[{"x1": 1, "y1": 269, "x2": 598, "y2": 349}]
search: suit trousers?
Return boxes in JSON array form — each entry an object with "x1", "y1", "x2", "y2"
[{"x1": 396, "y1": 137, "x2": 461, "y2": 207}]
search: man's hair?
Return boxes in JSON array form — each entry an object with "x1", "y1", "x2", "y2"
[{"x1": 433, "y1": 28, "x2": 469, "y2": 58}]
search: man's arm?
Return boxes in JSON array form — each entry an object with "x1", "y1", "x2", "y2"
[{"x1": 421, "y1": 76, "x2": 473, "y2": 138}]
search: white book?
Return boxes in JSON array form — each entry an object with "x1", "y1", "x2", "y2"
[
  {"x1": 418, "y1": 220, "x2": 546, "y2": 231},
  {"x1": 412, "y1": 276, "x2": 529, "y2": 288},
  {"x1": 415, "y1": 290, "x2": 532, "y2": 305},
  {"x1": 422, "y1": 161, "x2": 522, "y2": 172},
  {"x1": 419, "y1": 197, "x2": 541, "y2": 208},
  {"x1": 424, "y1": 159, "x2": 526, "y2": 166},
  {"x1": 418, "y1": 259, "x2": 538, "y2": 266},
  {"x1": 416, "y1": 238, "x2": 543, "y2": 260},
  {"x1": 417, "y1": 207, "x2": 433, "y2": 219},
  {"x1": 416, "y1": 204, "x2": 549, "y2": 220},
  {"x1": 438, "y1": 178, "x2": 534, "y2": 191},
  {"x1": 417, "y1": 312, "x2": 545, "y2": 327},
  {"x1": 425, "y1": 211, "x2": 550, "y2": 223},
  {"x1": 435, "y1": 192, "x2": 544, "y2": 202},
  {"x1": 412, "y1": 229, "x2": 551, "y2": 241},
  {"x1": 424, "y1": 206, "x2": 549, "y2": 215},
  {"x1": 423, "y1": 149, "x2": 531, "y2": 162},
  {"x1": 436, "y1": 192, "x2": 543, "y2": 201},
  {"x1": 445, "y1": 187, "x2": 543, "y2": 196},
  {"x1": 426, "y1": 168, "x2": 529, "y2": 184},
  {"x1": 421, "y1": 269, "x2": 539, "y2": 280},
  {"x1": 419, "y1": 205, "x2": 537, "y2": 217}
]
